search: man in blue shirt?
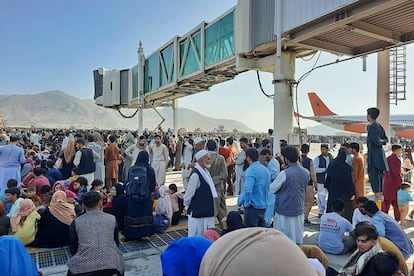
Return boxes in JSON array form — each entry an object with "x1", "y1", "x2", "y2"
[
  {"x1": 363, "y1": 200, "x2": 414, "y2": 259},
  {"x1": 237, "y1": 148, "x2": 270, "y2": 227},
  {"x1": 318, "y1": 199, "x2": 355, "y2": 255},
  {"x1": 260, "y1": 149, "x2": 280, "y2": 227}
]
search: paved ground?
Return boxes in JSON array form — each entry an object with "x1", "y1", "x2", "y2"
[{"x1": 39, "y1": 143, "x2": 414, "y2": 275}]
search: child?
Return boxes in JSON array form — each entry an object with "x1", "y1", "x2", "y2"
[
  {"x1": 397, "y1": 183, "x2": 413, "y2": 227},
  {"x1": 168, "y1": 184, "x2": 184, "y2": 225},
  {"x1": 24, "y1": 186, "x2": 42, "y2": 209},
  {"x1": 76, "y1": 177, "x2": 88, "y2": 205},
  {"x1": 90, "y1": 179, "x2": 107, "y2": 204}
]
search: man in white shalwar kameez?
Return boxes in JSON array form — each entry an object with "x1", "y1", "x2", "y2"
[
  {"x1": 270, "y1": 146, "x2": 309, "y2": 245},
  {"x1": 234, "y1": 137, "x2": 249, "y2": 195},
  {"x1": 184, "y1": 150, "x2": 218, "y2": 237},
  {"x1": 150, "y1": 135, "x2": 169, "y2": 186}
]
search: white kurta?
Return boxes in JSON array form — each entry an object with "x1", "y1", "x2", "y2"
[
  {"x1": 150, "y1": 143, "x2": 169, "y2": 185},
  {"x1": 181, "y1": 142, "x2": 193, "y2": 190},
  {"x1": 270, "y1": 170, "x2": 304, "y2": 245},
  {"x1": 184, "y1": 172, "x2": 215, "y2": 237},
  {"x1": 234, "y1": 150, "x2": 245, "y2": 195}
]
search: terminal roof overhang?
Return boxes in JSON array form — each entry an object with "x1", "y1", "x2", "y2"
[{"x1": 282, "y1": 0, "x2": 414, "y2": 56}]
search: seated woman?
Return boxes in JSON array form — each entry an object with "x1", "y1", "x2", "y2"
[
  {"x1": 161, "y1": 237, "x2": 212, "y2": 276},
  {"x1": 11, "y1": 199, "x2": 40, "y2": 245},
  {"x1": 0, "y1": 235, "x2": 40, "y2": 276},
  {"x1": 199, "y1": 228, "x2": 321, "y2": 275},
  {"x1": 103, "y1": 183, "x2": 127, "y2": 231},
  {"x1": 53, "y1": 181, "x2": 77, "y2": 200},
  {"x1": 31, "y1": 190, "x2": 76, "y2": 248},
  {"x1": 221, "y1": 211, "x2": 245, "y2": 236},
  {"x1": 0, "y1": 200, "x2": 10, "y2": 236}
]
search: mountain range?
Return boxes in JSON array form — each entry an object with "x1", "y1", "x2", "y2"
[{"x1": 0, "y1": 90, "x2": 256, "y2": 132}]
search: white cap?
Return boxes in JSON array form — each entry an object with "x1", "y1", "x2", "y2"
[
  {"x1": 193, "y1": 137, "x2": 204, "y2": 145},
  {"x1": 195, "y1": 149, "x2": 208, "y2": 161}
]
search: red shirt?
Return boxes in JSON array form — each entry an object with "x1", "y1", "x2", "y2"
[{"x1": 219, "y1": 147, "x2": 230, "y2": 163}]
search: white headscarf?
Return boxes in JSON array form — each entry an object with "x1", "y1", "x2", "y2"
[{"x1": 156, "y1": 186, "x2": 173, "y2": 223}]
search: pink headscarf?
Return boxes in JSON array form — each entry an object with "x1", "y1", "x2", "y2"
[
  {"x1": 49, "y1": 191, "x2": 76, "y2": 225},
  {"x1": 203, "y1": 229, "x2": 220, "y2": 242},
  {"x1": 53, "y1": 181, "x2": 77, "y2": 199},
  {"x1": 11, "y1": 199, "x2": 36, "y2": 233}
]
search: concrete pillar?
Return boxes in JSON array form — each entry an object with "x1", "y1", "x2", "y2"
[
  {"x1": 376, "y1": 50, "x2": 390, "y2": 139},
  {"x1": 172, "y1": 99, "x2": 178, "y2": 135},
  {"x1": 273, "y1": 51, "x2": 295, "y2": 154},
  {"x1": 137, "y1": 41, "x2": 145, "y2": 135}
]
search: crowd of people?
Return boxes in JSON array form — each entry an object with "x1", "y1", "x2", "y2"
[{"x1": 0, "y1": 107, "x2": 414, "y2": 276}]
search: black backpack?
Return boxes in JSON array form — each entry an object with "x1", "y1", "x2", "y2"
[{"x1": 127, "y1": 165, "x2": 149, "y2": 201}]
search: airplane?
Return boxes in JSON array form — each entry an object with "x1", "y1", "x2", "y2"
[{"x1": 296, "y1": 92, "x2": 414, "y2": 139}]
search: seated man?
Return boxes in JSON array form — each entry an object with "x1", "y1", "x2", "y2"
[
  {"x1": 326, "y1": 222, "x2": 381, "y2": 276},
  {"x1": 363, "y1": 200, "x2": 414, "y2": 259},
  {"x1": 168, "y1": 184, "x2": 184, "y2": 226},
  {"x1": 67, "y1": 191, "x2": 124, "y2": 276},
  {"x1": 352, "y1": 196, "x2": 372, "y2": 226},
  {"x1": 360, "y1": 252, "x2": 401, "y2": 276},
  {"x1": 318, "y1": 199, "x2": 355, "y2": 255}
]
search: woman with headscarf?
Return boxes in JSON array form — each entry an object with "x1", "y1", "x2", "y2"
[
  {"x1": 121, "y1": 132, "x2": 136, "y2": 182},
  {"x1": 199, "y1": 227, "x2": 321, "y2": 276},
  {"x1": 88, "y1": 132, "x2": 105, "y2": 182},
  {"x1": 0, "y1": 235, "x2": 40, "y2": 276},
  {"x1": 203, "y1": 229, "x2": 220, "y2": 242},
  {"x1": 325, "y1": 148, "x2": 356, "y2": 222},
  {"x1": 32, "y1": 190, "x2": 76, "y2": 248},
  {"x1": 221, "y1": 211, "x2": 244, "y2": 236},
  {"x1": 123, "y1": 151, "x2": 156, "y2": 241},
  {"x1": 0, "y1": 200, "x2": 10, "y2": 236},
  {"x1": 60, "y1": 139, "x2": 76, "y2": 179},
  {"x1": 11, "y1": 199, "x2": 40, "y2": 245},
  {"x1": 161, "y1": 237, "x2": 212, "y2": 276},
  {"x1": 156, "y1": 185, "x2": 173, "y2": 224},
  {"x1": 53, "y1": 180, "x2": 77, "y2": 200},
  {"x1": 103, "y1": 183, "x2": 128, "y2": 231}
]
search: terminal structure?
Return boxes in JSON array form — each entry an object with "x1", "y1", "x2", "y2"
[{"x1": 94, "y1": 0, "x2": 414, "y2": 152}]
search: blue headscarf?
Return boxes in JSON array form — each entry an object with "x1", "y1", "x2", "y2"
[
  {"x1": 161, "y1": 237, "x2": 212, "y2": 276},
  {"x1": 0, "y1": 235, "x2": 39, "y2": 276}
]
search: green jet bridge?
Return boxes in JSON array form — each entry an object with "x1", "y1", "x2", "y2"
[{"x1": 94, "y1": 0, "x2": 414, "y2": 146}]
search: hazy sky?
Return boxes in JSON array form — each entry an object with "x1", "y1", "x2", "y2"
[{"x1": 1, "y1": 0, "x2": 413, "y2": 132}]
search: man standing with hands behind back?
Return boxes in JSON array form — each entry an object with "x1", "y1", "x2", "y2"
[{"x1": 366, "y1": 107, "x2": 388, "y2": 199}]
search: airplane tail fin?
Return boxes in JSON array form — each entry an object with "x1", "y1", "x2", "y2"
[{"x1": 308, "y1": 92, "x2": 337, "y2": 116}]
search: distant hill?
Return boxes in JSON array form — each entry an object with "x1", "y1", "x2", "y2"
[{"x1": 0, "y1": 90, "x2": 255, "y2": 132}]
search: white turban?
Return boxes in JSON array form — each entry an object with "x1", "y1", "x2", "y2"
[{"x1": 195, "y1": 150, "x2": 208, "y2": 161}]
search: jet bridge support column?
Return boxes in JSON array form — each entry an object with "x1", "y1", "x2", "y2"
[
  {"x1": 137, "y1": 41, "x2": 145, "y2": 135},
  {"x1": 376, "y1": 50, "x2": 391, "y2": 140},
  {"x1": 172, "y1": 99, "x2": 178, "y2": 135},
  {"x1": 273, "y1": 51, "x2": 296, "y2": 154}
]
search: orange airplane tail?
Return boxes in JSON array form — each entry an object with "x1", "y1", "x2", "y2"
[{"x1": 308, "y1": 92, "x2": 337, "y2": 116}]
